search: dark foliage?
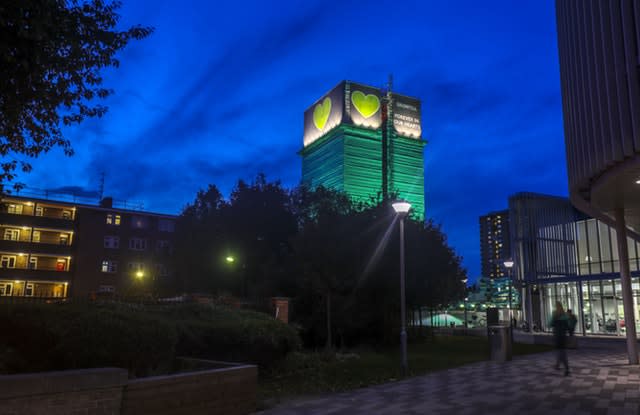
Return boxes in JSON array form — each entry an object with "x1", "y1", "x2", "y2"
[
  {"x1": 0, "y1": 302, "x2": 301, "y2": 375},
  {"x1": 0, "y1": 0, "x2": 152, "y2": 187},
  {"x1": 174, "y1": 176, "x2": 468, "y2": 349}
]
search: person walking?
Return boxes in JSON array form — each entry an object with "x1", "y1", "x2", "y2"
[
  {"x1": 567, "y1": 309, "x2": 577, "y2": 336},
  {"x1": 551, "y1": 301, "x2": 570, "y2": 376}
]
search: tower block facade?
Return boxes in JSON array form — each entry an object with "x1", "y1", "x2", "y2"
[{"x1": 300, "y1": 81, "x2": 425, "y2": 219}]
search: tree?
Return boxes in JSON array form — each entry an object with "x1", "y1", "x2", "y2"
[
  {"x1": 0, "y1": 0, "x2": 152, "y2": 187},
  {"x1": 174, "y1": 184, "x2": 228, "y2": 293},
  {"x1": 290, "y1": 186, "x2": 356, "y2": 349}
]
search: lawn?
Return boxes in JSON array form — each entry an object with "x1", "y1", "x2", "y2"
[{"x1": 258, "y1": 336, "x2": 552, "y2": 407}]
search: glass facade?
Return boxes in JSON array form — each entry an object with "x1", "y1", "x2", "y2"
[
  {"x1": 539, "y1": 279, "x2": 640, "y2": 336},
  {"x1": 509, "y1": 193, "x2": 640, "y2": 337}
]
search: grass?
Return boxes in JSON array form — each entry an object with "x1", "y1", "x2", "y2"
[{"x1": 258, "y1": 336, "x2": 552, "y2": 408}]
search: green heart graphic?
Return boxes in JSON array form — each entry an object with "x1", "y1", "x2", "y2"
[
  {"x1": 351, "y1": 91, "x2": 380, "y2": 119},
  {"x1": 313, "y1": 97, "x2": 332, "y2": 130}
]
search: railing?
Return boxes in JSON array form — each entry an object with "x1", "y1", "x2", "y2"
[{"x1": 8, "y1": 187, "x2": 145, "y2": 211}]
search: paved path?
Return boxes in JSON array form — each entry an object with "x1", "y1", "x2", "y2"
[{"x1": 256, "y1": 345, "x2": 640, "y2": 414}]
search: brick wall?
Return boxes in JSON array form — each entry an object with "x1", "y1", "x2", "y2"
[
  {"x1": 0, "y1": 368, "x2": 127, "y2": 415},
  {"x1": 271, "y1": 297, "x2": 289, "y2": 324},
  {"x1": 0, "y1": 363, "x2": 257, "y2": 415},
  {"x1": 121, "y1": 364, "x2": 257, "y2": 415}
]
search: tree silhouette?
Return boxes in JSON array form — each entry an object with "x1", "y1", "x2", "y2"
[{"x1": 0, "y1": 0, "x2": 152, "y2": 188}]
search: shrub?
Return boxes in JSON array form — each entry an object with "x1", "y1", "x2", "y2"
[
  {"x1": 0, "y1": 302, "x2": 301, "y2": 375},
  {"x1": 0, "y1": 303, "x2": 176, "y2": 377},
  {"x1": 169, "y1": 304, "x2": 301, "y2": 367}
]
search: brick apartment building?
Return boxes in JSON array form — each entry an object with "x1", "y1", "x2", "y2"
[{"x1": 0, "y1": 192, "x2": 177, "y2": 299}]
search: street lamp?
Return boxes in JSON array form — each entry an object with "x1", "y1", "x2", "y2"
[
  {"x1": 392, "y1": 200, "x2": 411, "y2": 377},
  {"x1": 503, "y1": 260, "x2": 514, "y2": 335},
  {"x1": 461, "y1": 278, "x2": 469, "y2": 330}
]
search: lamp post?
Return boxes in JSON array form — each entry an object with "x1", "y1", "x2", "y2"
[
  {"x1": 392, "y1": 200, "x2": 411, "y2": 377},
  {"x1": 503, "y1": 260, "x2": 514, "y2": 339},
  {"x1": 461, "y1": 278, "x2": 468, "y2": 330}
]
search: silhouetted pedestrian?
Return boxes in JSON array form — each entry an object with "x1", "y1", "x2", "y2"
[
  {"x1": 551, "y1": 301, "x2": 570, "y2": 376},
  {"x1": 567, "y1": 309, "x2": 577, "y2": 336}
]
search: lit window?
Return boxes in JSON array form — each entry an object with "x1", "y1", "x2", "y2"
[
  {"x1": 4, "y1": 229, "x2": 20, "y2": 241},
  {"x1": 56, "y1": 259, "x2": 67, "y2": 271},
  {"x1": 59, "y1": 234, "x2": 69, "y2": 245},
  {"x1": 35, "y1": 206, "x2": 43, "y2": 216},
  {"x1": 1, "y1": 255, "x2": 16, "y2": 268},
  {"x1": 106, "y1": 214, "x2": 121, "y2": 226},
  {"x1": 101, "y1": 260, "x2": 118, "y2": 273},
  {"x1": 62, "y1": 210, "x2": 72, "y2": 220},
  {"x1": 7, "y1": 204, "x2": 23, "y2": 214},
  {"x1": 32, "y1": 230, "x2": 40, "y2": 243}
]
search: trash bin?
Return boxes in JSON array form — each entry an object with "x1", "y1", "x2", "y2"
[{"x1": 488, "y1": 325, "x2": 512, "y2": 362}]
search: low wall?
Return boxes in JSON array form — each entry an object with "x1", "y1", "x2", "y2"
[
  {"x1": 0, "y1": 367, "x2": 127, "y2": 415},
  {"x1": 121, "y1": 363, "x2": 257, "y2": 415},
  {"x1": 0, "y1": 361, "x2": 257, "y2": 415}
]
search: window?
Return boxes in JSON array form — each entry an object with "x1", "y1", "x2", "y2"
[
  {"x1": 56, "y1": 259, "x2": 67, "y2": 271},
  {"x1": 106, "y1": 214, "x2": 121, "y2": 226},
  {"x1": 98, "y1": 285, "x2": 115, "y2": 293},
  {"x1": 128, "y1": 262, "x2": 144, "y2": 272},
  {"x1": 156, "y1": 240, "x2": 171, "y2": 252},
  {"x1": 35, "y1": 206, "x2": 43, "y2": 217},
  {"x1": 62, "y1": 210, "x2": 72, "y2": 220},
  {"x1": 0, "y1": 283, "x2": 12, "y2": 296},
  {"x1": 1, "y1": 255, "x2": 16, "y2": 268},
  {"x1": 29, "y1": 257, "x2": 37, "y2": 270},
  {"x1": 59, "y1": 233, "x2": 69, "y2": 245},
  {"x1": 24, "y1": 283, "x2": 34, "y2": 297},
  {"x1": 101, "y1": 260, "x2": 118, "y2": 273},
  {"x1": 104, "y1": 236, "x2": 120, "y2": 249},
  {"x1": 131, "y1": 216, "x2": 148, "y2": 229},
  {"x1": 158, "y1": 219, "x2": 175, "y2": 232},
  {"x1": 4, "y1": 229, "x2": 20, "y2": 241},
  {"x1": 32, "y1": 230, "x2": 40, "y2": 243},
  {"x1": 7, "y1": 204, "x2": 23, "y2": 214},
  {"x1": 129, "y1": 238, "x2": 147, "y2": 251},
  {"x1": 155, "y1": 263, "x2": 169, "y2": 277}
]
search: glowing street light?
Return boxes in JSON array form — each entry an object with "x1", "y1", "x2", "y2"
[
  {"x1": 135, "y1": 271, "x2": 144, "y2": 279},
  {"x1": 503, "y1": 259, "x2": 515, "y2": 338},
  {"x1": 226, "y1": 256, "x2": 235, "y2": 263},
  {"x1": 392, "y1": 200, "x2": 411, "y2": 377},
  {"x1": 461, "y1": 278, "x2": 469, "y2": 329}
]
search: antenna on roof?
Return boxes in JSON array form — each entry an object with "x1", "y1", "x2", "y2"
[{"x1": 98, "y1": 172, "x2": 105, "y2": 202}]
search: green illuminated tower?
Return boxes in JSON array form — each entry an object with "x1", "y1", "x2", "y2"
[{"x1": 300, "y1": 80, "x2": 425, "y2": 219}]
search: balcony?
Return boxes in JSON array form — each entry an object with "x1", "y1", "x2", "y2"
[
  {"x1": 0, "y1": 254, "x2": 71, "y2": 281},
  {"x1": 0, "y1": 214, "x2": 74, "y2": 230},
  {"x1": 0, "y1": 267, "x2": 71, "y2": 281}
]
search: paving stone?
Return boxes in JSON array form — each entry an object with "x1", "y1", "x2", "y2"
[{"x1": 256, "y1": 347, "x2": 640, "y2": 414}]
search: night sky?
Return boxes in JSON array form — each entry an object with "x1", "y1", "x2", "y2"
[{"x1": 20, "y1": 0, "x2": 567, "y2": 283}]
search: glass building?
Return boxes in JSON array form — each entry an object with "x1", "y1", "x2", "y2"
[{"x1": 510, "y1": 193, "x2": 640, "y2": 336}]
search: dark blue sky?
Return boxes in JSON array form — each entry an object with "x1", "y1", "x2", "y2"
[{"x1": 22, "y1": 0, "x2": 567, "y2": 282}]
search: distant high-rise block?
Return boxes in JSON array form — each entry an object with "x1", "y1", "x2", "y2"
[
  {"x1": 300, "y1": 81, "x2": 425, "y2": 219},
  {"x1": 479, "y1": 210, "x2": 511, "y2": 279}
]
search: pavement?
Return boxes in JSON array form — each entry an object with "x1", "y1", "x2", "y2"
[{"x1": 255, "y1": 342, "x2": 640, "y2": 415}]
